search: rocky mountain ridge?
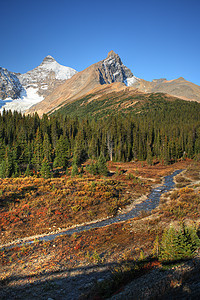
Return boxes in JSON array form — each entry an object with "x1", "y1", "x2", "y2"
[
  {"x1": 131, "y1": 76, "x2": 200, "y2": 102},
  {"x1": 1, "y1": 51, "x2": 200, "y2": 115},
  {"x1": 26, "y1": 51, "x2": 137, "y2": 115},
  {"x1": 0, "y1": 56, "x2": 77, "y2": 113}
]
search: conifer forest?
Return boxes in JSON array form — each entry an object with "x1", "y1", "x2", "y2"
[{"x1": 0, "y1": 99, "x2": 200, "y2": 178}]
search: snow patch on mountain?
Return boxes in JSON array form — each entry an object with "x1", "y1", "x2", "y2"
[
  {"x1": 18, "y1": 56, "x2": 77, "y2": 89},
  {"x1": 125, "y1": 76, "x2": 138, "y2": 86},
  {"x1": 0, "y1": 87, "x2": 44, "y2": 113},
  {"x1": 39, "y1": 55, "x2": 77, "y2": 80},
  {"x1": 0, "y1": 55, "x2": 78, "y2": 113},
  {"x1": 19, "y1": 55, "x2": 77, "y2": 84}
]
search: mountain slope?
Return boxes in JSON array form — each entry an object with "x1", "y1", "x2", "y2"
[
  {"x1": 52, "y1": 83, "x2": 184, "y2": 120},
  {"x1": 27, "y1": 51, "x2": 200, "y2": 117},
  {"x1": 27, "y1": 51, "x2": 137, "y2": 116},
  {"x1": 0, "y1": 56, "x2": 77, "y2": 113},
  {"x1": 130, "y1": 77, "x2": 200, "y2": 102},
  {"x1": 1, "y1": 51, "x2": 200, "y2": 116}
]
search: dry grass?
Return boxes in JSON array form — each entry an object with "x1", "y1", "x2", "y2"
[
  {"x1": 0, "y1": 159, "x2": 199, "y2": 300},
  {"x1": 0, "y1": 168, "x2": 151, "y2": 244}
]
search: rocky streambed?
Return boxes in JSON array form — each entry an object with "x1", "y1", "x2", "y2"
[{"x1": 0, "y1": 169, "x2": 183, "y2": 250}]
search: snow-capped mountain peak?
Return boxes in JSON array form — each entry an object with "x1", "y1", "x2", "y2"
[
  {"x1": 21, "y1": 55, "x2": 77, "y2": 82},
  {"x1": 42, "y1": 55, "x2": 56, "y2": 63},
  {"x1": 0, "y1": 56, "x2": 78, "y2": 113}
]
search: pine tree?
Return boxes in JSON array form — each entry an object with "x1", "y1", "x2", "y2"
[
  {"x1": 159, "y1": 225, "x2": 180, "y2": 262},
  {"x1": 176, "y1": 223, "x2": 200, "y2": 259},
  {"x1": 32, "y1": 128, "x2": 43, "y2": 172},
  {"x1": 71, "y1": 163, "x2": 79, "y2": 177},
  {"x1": 25, "y1": 164, "x2": 32, "y2": 177},
  {"x1": 97, "y1": 153, "x2": 108, "y2": 176},
  {"x1": 159, "y1": 224, "x2": 200, "y2": 262},
  {"x1": 87, "y1": 161, "x2": 98, "y2": 175},
  {"x1": 0, "y1": 160, "x2": 6, "y2": 178},
  {"x1": 43, "y1": 133, "x2": 52, "y2": 162},
  {"x1": 3, "y1": 148, "x2": 13, "y2": 178},
  {"x1": 73, "y1": 133, "x2": 88, "y2": 166},
  {"x1": 53, "y1": 135, "x2": 69, "y2": 169},
  {"x1": 40, "y1": 157, "x2": 51, "y2": 179},
  {"x1": 152, "y1": 235, "x2": 160, "y2": 258},
  {"x1": 146, "y1": 145, "x2": 153, "y2": 166}
]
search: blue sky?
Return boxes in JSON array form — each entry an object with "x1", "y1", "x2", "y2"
[{"x1": 1, "y1": 0, "x2": 200, "y2": 85}]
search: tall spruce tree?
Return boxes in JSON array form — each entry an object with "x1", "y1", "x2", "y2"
[
  {"x1": 53, "y1": 135, "x2": 69, "y2": 169},
  {"x1": 97, "y1": 153, "x2": 108, "y2": 176},
  {"x1": 43, "y1": 133, "x2": 52, "y2": 162},
  {"x1": 40, "y1": 157, "x2": 51, "y2": 179},
  {"x1": 32, "y1": 128, "x2": 43, "y2": 172}
]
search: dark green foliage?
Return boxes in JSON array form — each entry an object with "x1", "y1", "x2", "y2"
[
  {"x1": 31, "y1": 128, "x2": 43, "y2": 172},
  {"x1": 97, "y1": 153, "x2": 108, "y2": 175},
  {"x1": 71, "y1": 163, "x2": 79, "y2": 177},
  {"x1": 0, "y1": 97, "x2": 200, "y2": 177},
  {"x1": 73, "y1": 130, "x2": 88, "y2": 166},
  {"x1": 146, "y1": 145, "x2": 153, "y2": 166},
  {"x1": 0, "y1": 160, "x2": 7, "y2": 178},
  {"x1": 86, "y1": 161, "x2": 98, "y2": 175},
  {"x1": 53, "y1": 135, "x2": 69, "y2": 169},
  {"x1": 40, "y1": 157, "x2": 51, "y2": 179},
  {"x1": 159, "y1": 224, "x2": 200, "y2": 262},
  {"x1": 86, "y1": 154, "x2": 108, "y2": 176},
  {"x1": 42, "y1": 133, "x2": 52, "y2": 162},
  {"x1": 24, "y1": 164, "x2": 32, "y2": 177},
  {"x1": 0, "y1": 148, "x2": 14, "y2": 178}
]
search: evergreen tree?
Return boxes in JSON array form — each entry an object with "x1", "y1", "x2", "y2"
[
  {"x1": 97, "y1": 153, "x2": 108, "y2": 176},
  {"x1": 159, "y1": 225, "x2": 179, "y2": 262},
  {"x1": 53, "y1": 135, "x2": 69, "y2": 169},
  {"x1": 71, "y1": 163, "x2": 79, "y2": 177},
  {"x1": 87, "y1": 161, "x2": 98, "y2": 175},
  {"x1": 3, "y1": 148, "x2": 13, "y2": 177},
  {"x1": 176, "y1": 223, "x2": 200, "y2": 259},
  {"x1": 43, "y1": 133, "x2": 52, "y2": 162},
  {"x1": 159, "y1": 224, "x2": 200, "y2": 262},
  {"x1": 25, "y1": 164, "x2": 32, "y2": 177},
  {"x1": 146, "y1": 145, "x2": 153, "y2": 166},
  {"x1": 32, "y1": 128, "x2": 43, "y2": 172},
  {"x1": 0, "y1": 160, "x2": 6, "y2": 178},
  {"x1": 40, "y1": 157, "x2": 51, "y2": 179},
  {"x1": 73, "y1": 129, "x2": 88, "y2": 166}
]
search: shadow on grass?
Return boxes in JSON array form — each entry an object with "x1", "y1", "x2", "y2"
[
  {"x1": 0, "y1": 185, "x2": 37, "y2": 208},
  {"x1": 1, "y1": 256, "x2": 199, "y2": 300}
]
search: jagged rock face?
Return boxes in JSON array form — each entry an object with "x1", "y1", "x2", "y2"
[
  {"x1": 98, "y1": 51, "x2": 136, "y2": 85},
  {"x1": 0, "y1": 68, "x2": 23, "y2": 100}
]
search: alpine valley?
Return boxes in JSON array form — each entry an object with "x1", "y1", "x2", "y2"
[{"x1": 1, "y1": 52, "x2": 200, "y2": 300}]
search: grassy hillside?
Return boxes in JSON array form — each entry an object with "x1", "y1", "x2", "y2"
[
  {"x1": 52, "y1": 92, "x2": 169, "y2": 119},
  {"x1": 52, "y1": 91, "x2": 195, "y2": 119}
]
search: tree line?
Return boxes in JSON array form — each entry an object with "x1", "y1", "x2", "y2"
[{"x1": 0, "y1": 98, "x2": 200, "y2": 177}]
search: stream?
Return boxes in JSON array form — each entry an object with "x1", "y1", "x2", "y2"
[{"x1": 1, "y1": 169, "x2": 183, "y2": 249}]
